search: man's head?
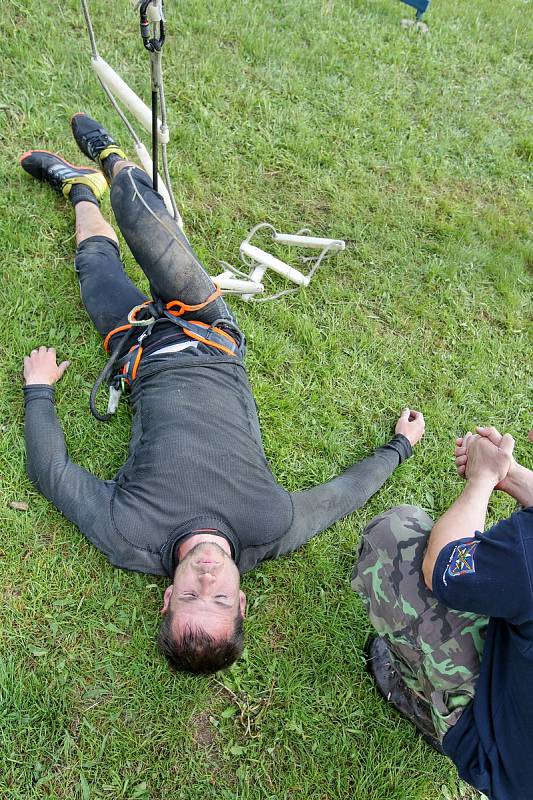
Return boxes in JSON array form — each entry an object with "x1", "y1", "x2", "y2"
[{"x1": 157, "y1": 541, "x2": 246, "y2": 674}]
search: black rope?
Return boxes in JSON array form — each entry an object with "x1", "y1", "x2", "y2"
[
  {"x1": 89, "y1": 325, "x2": 141, "y2": 422},
  {"x1": 139, "y1": 3, "x2": 165, "y2": 192},
  {"x1": 151, "y1": 82, "x2": 158, "y2": 192},
  {"x1": 89, "y1": 347, "x2": 122, "y2": 422}
]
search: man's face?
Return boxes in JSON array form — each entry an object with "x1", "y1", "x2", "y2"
[{"x1": 161, "y1": 542, "x2": 246, "y2": 640}]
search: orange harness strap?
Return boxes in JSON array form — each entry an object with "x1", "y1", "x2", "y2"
[
  {"x1": 104, "y1": 288, "x2": 223, "y2": 353},
  {"x1": 165, "y1": 287, "x2": 221, "y2": 317},
  {"x1": 175, "y1": 320, "x2": 238, "y2": 357},
  {"x1": 104, "y1": 323, "x2": 133, "y2": 353},
  {"x1": 128, "y1": 345, "x2": 144, "y2": 382}
]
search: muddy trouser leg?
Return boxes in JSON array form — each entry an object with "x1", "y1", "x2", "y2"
[
  {"x1": 352, "y1": 504, "x2": 488, "y2": 741},
  {"x1": 74, "y1": 235, "x2": 147, "y2": 336},
  {"x1": 109, "y1": 167, "x2": 240, "y2": 334}
]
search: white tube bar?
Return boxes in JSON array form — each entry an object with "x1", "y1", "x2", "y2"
[
  {"x1": 92, "y1": 56, "x2": 169, "y2": 144},
  {"x1": 134, "y1": 142, "x2": 183, "y2": 227},
  {"x1": 240, "y1": 242, "x2": 310, "y2": 286},
  {"x1": 272, "y1": 233, "x2": 345, "y2": 251},
  {"x1": 249, "y1": 264, "x2": 268, "y2": 284},
  {"x1": 241, "y1": 263, "x2": 268, "y2": 301},
  {"x1": 213, "y1": 272, "x2": 264, "y2": 294}
]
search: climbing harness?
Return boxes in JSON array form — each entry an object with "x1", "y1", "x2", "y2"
[{"x1": 90, "y1": 293, "x2": 243, "y2": 422}]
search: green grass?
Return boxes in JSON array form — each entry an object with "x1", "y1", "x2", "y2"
[{"x1": 1, "y1": 0, "x2": 531, "y2": 797}]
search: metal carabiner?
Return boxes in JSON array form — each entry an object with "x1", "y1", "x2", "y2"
[
  {"x1": 128, "y1": 301, "x2": 156, "y2": 326},
  {"x1": 139, "y1": 1, "x2": 165, "y2": 52}
]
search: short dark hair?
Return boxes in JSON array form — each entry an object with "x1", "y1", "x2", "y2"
[{"x1": 157, "y1": 611, "x2": 244, "y2": 674}]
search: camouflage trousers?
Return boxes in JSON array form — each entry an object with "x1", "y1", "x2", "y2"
[{"x1": 352, "y1": 505, "x2": 488, "y2": 741}]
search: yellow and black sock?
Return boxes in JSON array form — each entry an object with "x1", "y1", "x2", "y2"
[
  {"x1": 101, "y1": 152, "x2": 126, "y2": 181},
  {"x1": 69, "y1": 183, "x2": 99, "y2": 207}
]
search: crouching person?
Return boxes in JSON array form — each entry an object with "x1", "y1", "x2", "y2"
[{"x1": 352, "y1": 425, "x2": 533, "y2": 800}]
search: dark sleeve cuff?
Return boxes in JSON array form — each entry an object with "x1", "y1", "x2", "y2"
[
  {"x1": 23, "y1": 384, "x2": 55, "y2": 405},
  {"x1": 386, "y1": 433, "x2": 413, "y2": 464}
]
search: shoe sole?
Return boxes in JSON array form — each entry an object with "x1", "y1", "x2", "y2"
[
  {"x1": 70, "y1": 112, "x2": 90, "y2": 133},
  {"x1": 19, "y1": 149, "x2": 99, "y2": 174}
]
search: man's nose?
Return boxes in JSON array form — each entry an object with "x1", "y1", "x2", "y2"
[{"x1": 198, "y1": 570, "x2": 217, "y2": 583}]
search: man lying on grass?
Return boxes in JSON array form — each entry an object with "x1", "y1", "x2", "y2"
[
  {"x1": 353, "y1": 426, "x2": 533, "y2": 799},
  {"x1": 20, "y1": 113, "x2": 425, "y2": 674}
]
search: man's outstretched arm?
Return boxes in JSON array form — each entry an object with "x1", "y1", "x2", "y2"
[
  {"x1": 23, "y1": 347, "x2": 113, "y2": 532},
  {"x1": 278, "y1": 409, "x2": 425, "y2": 557}
]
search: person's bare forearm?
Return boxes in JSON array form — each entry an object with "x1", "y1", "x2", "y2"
[
  {"x1": 500, "y1": 462, "x2": 533, "y2": 508},
  {"x1": 422, "y1": 478, "x2": 494, "y2": 590}
]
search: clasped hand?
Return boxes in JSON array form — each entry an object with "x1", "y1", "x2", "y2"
[{"x1": 455, "y1": 426, "x2": 515, "y2": 489}]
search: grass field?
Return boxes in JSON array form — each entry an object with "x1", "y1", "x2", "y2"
[{"x1": 1, "y1": 0, "x2": 531, "y2": 798}]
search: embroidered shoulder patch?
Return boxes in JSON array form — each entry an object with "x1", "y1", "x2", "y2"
[{"x1": 448, "y1": 540, "x2": 480, "y2": 578}]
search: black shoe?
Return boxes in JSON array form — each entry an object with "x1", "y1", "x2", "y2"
[
  {"x1": 19, "y1": 150, "x2": 108, "y2": 201},
  {"x1": 70, "y1": 112, "x2": 128, "y2": 165},
  {"x1": 366, "y1": 636, "x2": 444, "y2": 754}
]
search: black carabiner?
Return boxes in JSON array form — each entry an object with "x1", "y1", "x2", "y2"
[{"x1": 140, "y1": 1, "x2": 165, "y2": 52}]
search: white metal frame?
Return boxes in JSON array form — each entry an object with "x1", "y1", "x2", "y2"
[
  {"x1": 80, "y1": 0, "x2": 182, "y2": 225},
  {"x1": 212, "y1": 223, "x2": 345, "y2": 300}
]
